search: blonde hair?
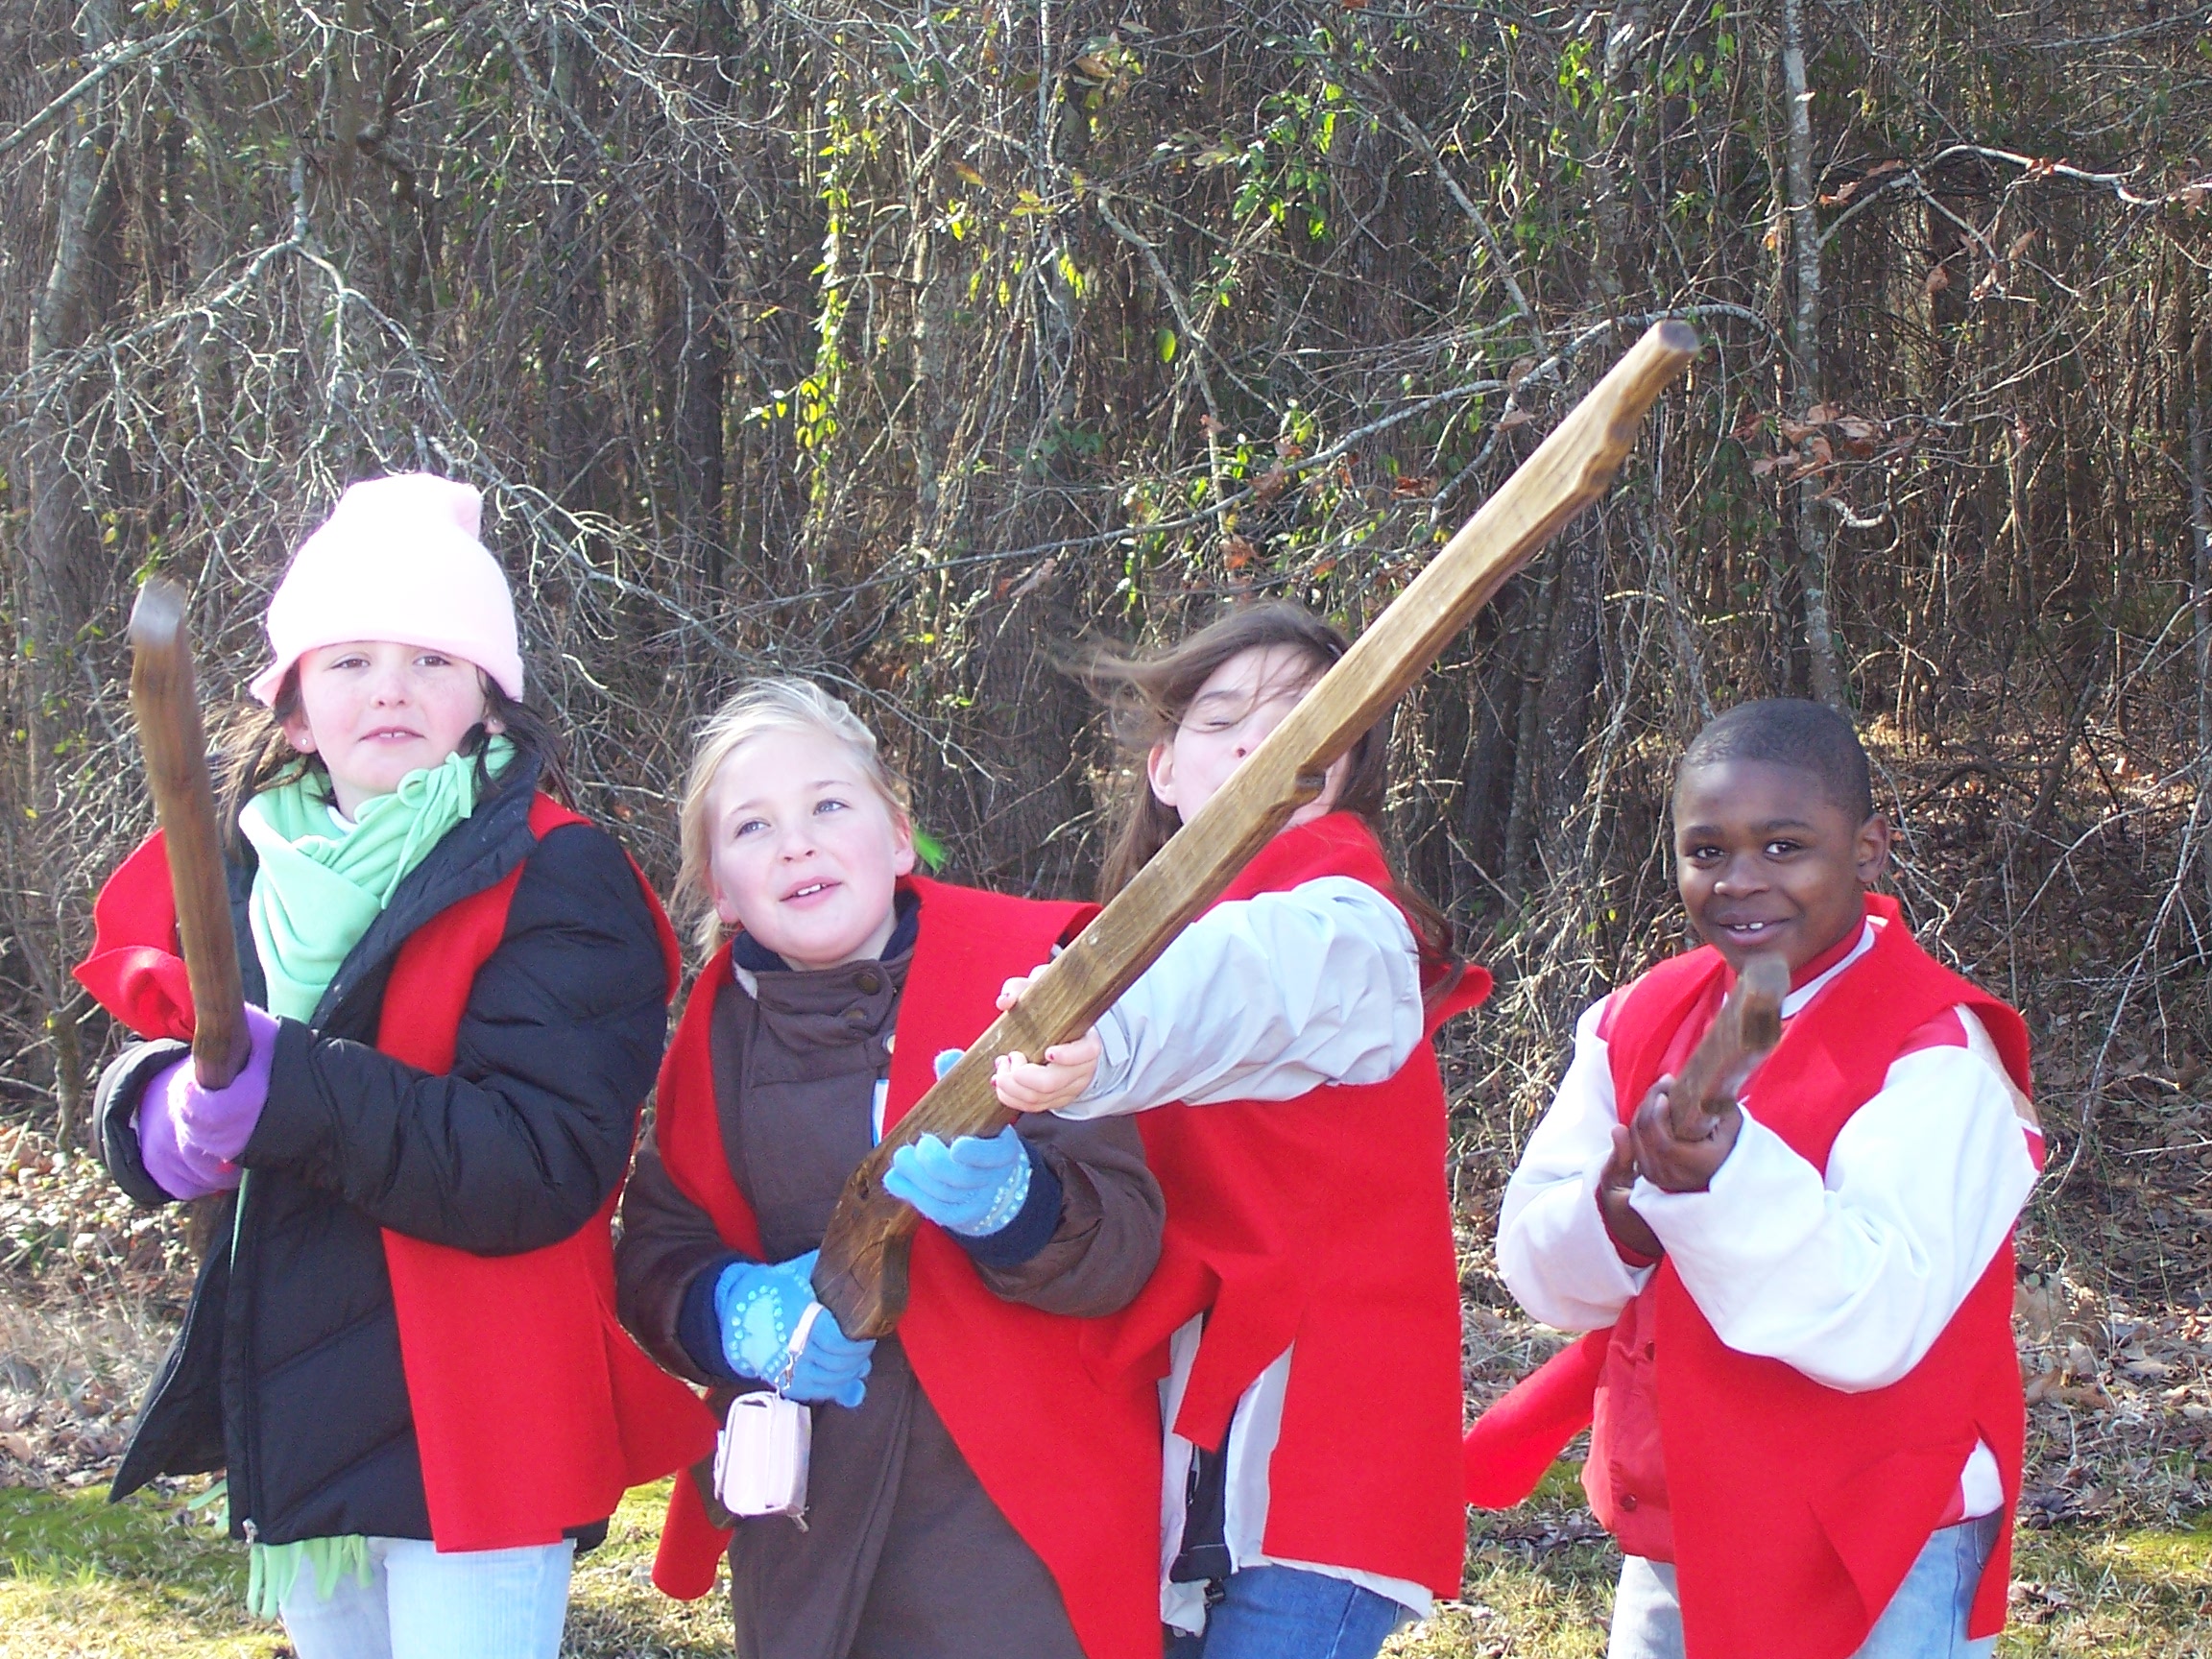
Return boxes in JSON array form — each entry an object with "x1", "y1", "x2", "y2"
[{"x1": 675, "y1": 677, "x2": 913, "y2": 958}]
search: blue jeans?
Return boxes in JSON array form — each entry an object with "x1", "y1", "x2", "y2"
[
  {"x1": 1607, "y1": 1514, "x2": 2001, "y2": 1659},
  {"x1": 1163, "y1": 1564, "x2": 1407, "y2": 1659},
  {"x1": 276, "y1": 1537, "x2": 574, "y2": 1659}
]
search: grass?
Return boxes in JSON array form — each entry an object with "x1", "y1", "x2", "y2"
[
  {"x1": 0, "y1": 1479, "x2": 733, "y2": 1659},
  {"x1": 2, "y1": 1474, "x2": 2205, "y2": 1658}
]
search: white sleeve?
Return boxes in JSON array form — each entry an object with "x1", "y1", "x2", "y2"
[
  {"x1": 1054, "y1": 876, "x2": 1424, "y2": 1118},
  {"x1": 1629, "y1": 1009, "x2": 2038, "y2": 1390},
  {"x1": 1496, "y1": 998, "x2": 1653, "y2": 1331}
]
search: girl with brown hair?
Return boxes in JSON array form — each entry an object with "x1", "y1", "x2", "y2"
[{"x1": 995, "y1": 600, "x2": 1488, "y2": 1659}]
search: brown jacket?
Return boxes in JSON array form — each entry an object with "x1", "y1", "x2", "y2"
[{"x1": 615, "y1": 920, "x2": 1164, "y2": 1659}]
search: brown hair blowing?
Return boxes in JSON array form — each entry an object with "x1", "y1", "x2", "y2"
[{"x1": 1081, "y1": 600, "x2": 1455, "y2": 971}]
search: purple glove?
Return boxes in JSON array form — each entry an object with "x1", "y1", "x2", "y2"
[{"x1": 134, "y1": 1006, "x2": 279, "y2": 1200}]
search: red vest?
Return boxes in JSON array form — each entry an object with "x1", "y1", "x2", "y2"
[
  {"x1": 75, "y1": 802, "x2": 716, "y2": 1551},
  {"x1": 647, "y1": 876, "x2": 1162, "y2": 1659},
  {"x1": 1082, "y1": 814, "x2": 1490, "y2": 1597},
  {"x1": 1468, "y1": 897, "x2": 2030, "y2": 1659}
]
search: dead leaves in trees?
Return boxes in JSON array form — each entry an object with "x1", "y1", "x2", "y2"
[
  {"x1": 1744, "y1": 404, "x2": 1897, "y2": 485},
  {"x1": 1815, "y1": 157, "x2": 1907, "y2": 209}
]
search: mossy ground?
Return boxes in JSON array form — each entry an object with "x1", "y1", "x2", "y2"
[{"x1": 1, "y1": 1476, "x2": 2205, "y2": 1658}]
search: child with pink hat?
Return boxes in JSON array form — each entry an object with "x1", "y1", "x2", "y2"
[{"x1": 74, "y1": 474, "x2": 712, "y2": 1659}]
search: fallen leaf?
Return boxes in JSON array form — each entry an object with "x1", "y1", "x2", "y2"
[
  {"x1": 1804, "y1": 402, "x2": 1838, "y2": 424},
  {"x1": 1275, "y1": 438, "x2": 1307, "y2": 461},
  {"x1": 1392, "y1": 473, "x2": 1437, "y2": 497},
  {"x1": 1866, "y1": 158, "x2": 1906, "y2": 180},
  {"x1": 1251, "y1": 466, "x2": 1292, "y2": 503},
  {"x1": 1222, "y1": 535, "x2": 1257, "y2": 569},
  {"x1": 1497, "y1": 407, "x2": 1534, "y2": 430},
  {"x1": 1778, "y1": 418, "x2": 1815, "y2": 443},
  {"x1": 1506, "y1": 355, "x2": 1539, "y2": 390},
  {"x1": 1749, "y1": 454, "x2": 1789, "y2": 478},
  {"x1": 2006, "y1": 228, "x2": 2037, "y2": 260}
]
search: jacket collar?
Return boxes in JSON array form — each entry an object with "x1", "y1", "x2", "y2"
[{"x1": 228, "y1": 752, "x2": 548, "y2": 1036}]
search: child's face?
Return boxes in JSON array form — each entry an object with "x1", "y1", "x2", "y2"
[
  {"x1": 1672, "y1": 757, "x2": 1890, "y2": 974},
  {"x1": 282, "y1": 640, "x2": 495, "y2": 818},
  {"x1": 1147, "y1": 643, "x2": 1350, "y2": 829},
  {"x1": 705, "y1": 727, "x2": 916, "y2": 972}
]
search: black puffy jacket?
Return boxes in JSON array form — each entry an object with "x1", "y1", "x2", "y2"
[{"x1": 97, "y1": 760, "x2": 668, "y2": 1546}]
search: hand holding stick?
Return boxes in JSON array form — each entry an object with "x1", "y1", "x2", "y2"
[
  {"x1": 1662, "y1": 953, "x2": 1789, "y2": 1138},
  {"x1": 129, "y1": 577, "x2": 251, "y2": 1089},
  {"x1": 1626, "y1": 954, "x2": 1790, "y2": 1195}
]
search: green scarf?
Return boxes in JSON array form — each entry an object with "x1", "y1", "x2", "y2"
[
  {"x1": 238, "y1": 740, "x2": 512, "y2": 1022},
  {"x1": 233, "y1": 737, "x2": 511, "y2": 1616}
]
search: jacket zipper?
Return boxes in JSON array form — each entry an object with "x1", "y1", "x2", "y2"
[{"x1": 230, "y1": 1169, "x2": 262, "y2": 1544}]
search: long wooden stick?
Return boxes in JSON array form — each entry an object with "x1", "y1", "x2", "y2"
[
  {"x1": 1662, "y1": 953, "x2": 1789, "y2": 1137},
  {"x1": 129, "y1": 577, "x2": 250, "y2": 1088},
  {"x1": 813, "y1": 319, "x2": 1700, "y2": 1337}
]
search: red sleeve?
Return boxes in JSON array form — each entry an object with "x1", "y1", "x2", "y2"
[
  {"x1": 71, "y1": 831, "x2": 198, "y2": 1042},
  {"x1": 1464, "y1": 1328, "x2": 1608, "y2": 1508}
]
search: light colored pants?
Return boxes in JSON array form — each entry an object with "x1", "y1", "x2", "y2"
[
  {"x1": 277, "y1": 1537, "x2": 574, "y2": 1659},
  {"x1": 1608, "y1": 1515, "x2": 2001, "y2": 1659}
]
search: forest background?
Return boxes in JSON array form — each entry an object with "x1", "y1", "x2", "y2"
[{"x1": 2, "y1": 0, "x2": 2211, "y2": 1652}]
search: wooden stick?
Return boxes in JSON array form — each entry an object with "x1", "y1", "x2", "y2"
[
  {"x1": 129, "y1": 577, "x2": 250, "y2": 1089},
  {"x1": 812, "y1": 320, "x2": 1701, "y2": 1337},
  {"x1": 1662, "y1": 954, "x2": 1790, "y2": 1136}
]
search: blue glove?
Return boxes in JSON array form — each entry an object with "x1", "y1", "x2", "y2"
[
  {"x1": 881, "y1": 1126, "x2": 1033, "y2": 1237},
  {"x1": 712, "y1": 1250, "x2": 875, "y2": 1408}
]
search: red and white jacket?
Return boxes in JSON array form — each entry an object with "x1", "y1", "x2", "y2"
[
  {"x1": 1482, "y1": 896, "x2": 2038, "y2": 1659},
  {"x1": 1071, "y1": 814, "x2": 1490, "y2": 1629}
]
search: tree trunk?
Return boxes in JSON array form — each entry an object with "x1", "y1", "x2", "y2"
[
  {"x1": 1782, "y1": 0, "x2": 1846, "y2": 709},
  {"x1": 18, "y1": 0, "x2": 123, "y2": 1146},
  {"x1": 2188, "y1": 264, "x2": 2210, "y2": 769},
  {"x1": 24, "y1": 0, "x2": 123, "y2": 648}
]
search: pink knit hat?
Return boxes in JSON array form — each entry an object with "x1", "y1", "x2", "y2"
[{"x1": 251, "y1": 472, "x2": 523, "y2": 706}]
